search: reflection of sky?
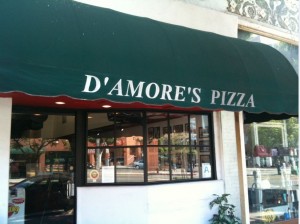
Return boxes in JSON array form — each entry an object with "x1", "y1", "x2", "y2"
[
  {"x1": 238, "y1": 31, "x2": 299, "y2": 74},
  {"x1": 191, "y1": 133, "x2": 197, "y2": 141},
  {"x1": 190, "y1": 118, "x2": 196, "y2": 130}
]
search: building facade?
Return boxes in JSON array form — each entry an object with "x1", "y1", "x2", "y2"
[{"x1": 0, "y1": 0, "x2": 298, "y2": 223}]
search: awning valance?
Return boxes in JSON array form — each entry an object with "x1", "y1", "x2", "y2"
[{"x1": 0, "y1": 0, "x2": 298, "y2": 116}]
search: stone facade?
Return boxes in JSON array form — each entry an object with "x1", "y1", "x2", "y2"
[{"x1": 227, "y1": 0, "x2": 299, "y2": 33}]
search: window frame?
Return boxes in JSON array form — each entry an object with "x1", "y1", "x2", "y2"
[
  {"x1": 84, "y1": 110, "x2": 216, "y2": 185},
  {"x1": 10, "y1": 107, "x2": 217, "y2": 186}
]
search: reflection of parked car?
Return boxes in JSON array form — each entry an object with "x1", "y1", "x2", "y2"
[
  {"x1": 110, "y1": 157, "x2": 124, "y2": 165},
  {"x1": 9, "y1": 173, "x2": 74, "y2": 223},
  {"x1": 87, "y1": 163, "x2": 95, "y2": 169},
  {"x1": 133, "y1": 160, "x2": 144, "y2": 169}
]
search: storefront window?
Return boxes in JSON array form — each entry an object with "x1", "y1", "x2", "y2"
[
  {"x1": 239, "y1": 29, "x2": 299, "y2": 222},
  {"x1": 244, "y1": 118, "x2": 299, "y2": 223},
  {"x1": 87, "y1": 112, "x2": 144, "y2": 183},
  {"x1": 8, "y1": 113, "x2": 75, "y2": 223},
  {"x1": 86, "y1": 111, "x2": 215, "y2": 184}
]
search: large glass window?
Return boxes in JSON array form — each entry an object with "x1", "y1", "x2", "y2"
[
  {"x1": 86, "y1": 111, "x2": 215, "y2": 184},
  {"x1": 244, "y1": 118, "x2": 299, "y2": 223},
  {"x1": 8, "y1": 113, "x2": 75, "y2": 223},
  {"x1": 239, "y1": 29, "x2": 299, "y2": 223},
  {"x1": 87, "y1": 112, "x2": 144, "y2": 184}
]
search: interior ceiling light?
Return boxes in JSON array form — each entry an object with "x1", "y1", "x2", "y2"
[
  {"x1": 102, "y1": 105, "x2": 111, "y2": 108},
  {"x1": 55, "y1": 101, "x2": 65, "y2": 105}
]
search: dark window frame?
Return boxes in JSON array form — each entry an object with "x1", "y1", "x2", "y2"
[
  {"x1": 11, "y1": 107, "x2": 217, "y2": 187},
  {"x1": 84, "y1": 110, "x2": 216, "y2": 185}
]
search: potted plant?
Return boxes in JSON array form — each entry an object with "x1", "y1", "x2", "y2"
[{"x1": 209, "y1": 194, "x2": 241, "y2": 224}]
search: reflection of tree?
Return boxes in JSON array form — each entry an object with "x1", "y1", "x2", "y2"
[
  {"x1": 159, "y1": 133, "x2": 196, "y2": 174},
  {"x1": 88, "y1": 137, "x2": 114, "y2": 168},
  {"x1": 244, "y1": 124, "x2": 253, "y2": 156},
  {"x1": 286, "y1": 118, "x2": 299, "y2": 147},
  {"x1": 258, "y1": 126, "x2": 282, "y2": 148},
  {"x1": 159, "y1": 132, "x2": 189, "y2": 158},
  {"x1": 158, "y1": 134, "x2": 169, "y2": 165},
  {"x1": 249, "y1": 118, "x2": 298, "y2": 149},
  {"x1": 88, "y1": 137, "x2": 114, "y2": 145},
  {"x1": 11, "y1": 138, "x2": 70, "y2": 173}
]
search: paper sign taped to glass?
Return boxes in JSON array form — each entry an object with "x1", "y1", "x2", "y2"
[{"x1": 202, "y1": 163, "x2": 211, "y2": 178}]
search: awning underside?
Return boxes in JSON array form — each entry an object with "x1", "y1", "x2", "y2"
[{"x1": 0, "y1": 0, "x2": 298, "y2": 119}]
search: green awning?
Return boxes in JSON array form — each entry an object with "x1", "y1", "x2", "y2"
[
  {"x1": 10, "y1": 147, "x2": 35, "y2": 155},
  {"x1": 0, "y1": 0, "x2": 298, "y2": 116}
]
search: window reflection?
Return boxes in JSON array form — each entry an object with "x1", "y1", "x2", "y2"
[
  {"x1": 171, "y1": 147, "x2": 192, "y2": 180},
  {"x1": 116, "y1": 147, "x2": 144, "y2": 183},
  {"x1": 87, "y1": 112, "x2": 144, "y2": 183},
  {"x1": 169, "y1": 114, "x2": 188, "y2": 145},
  {"x1": 87, "y1": 111, "x2": 214, "y2": 184},
  {"x1": 244, "y1": 118, "x2": 299, "y2": 222},
  {"x1": 9, "y1": 113, "x2": 75, "y2": 223},
  {"x1": 147, "y1": 147, "x2": 170, "y2": 182},
  {"x1": 147, "y1": 112, "x2": 168, "y2": 145},
  {"x1": 146, "y1": 113, "x2": 213, "y2": 182}
]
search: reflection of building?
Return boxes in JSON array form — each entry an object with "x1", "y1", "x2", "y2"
[
  {"x1": 115, "y1": 137, "x2": 143, "y2": 166},
  {"x1": 148, "y1": 139, "x2": 159, "y2": 171},
  {"x1": 10, "y1": 139, "x2": 72, "y2": 178},
  {"x1": 87, "y1": 137, "x2": 145, "y2": 167}
]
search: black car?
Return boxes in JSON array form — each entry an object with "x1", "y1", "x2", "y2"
[{"x1": 9, "y1": 173, "x2": 74, "y2": 223}]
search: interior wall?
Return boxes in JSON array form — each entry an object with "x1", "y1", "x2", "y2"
[
  {"x1": 0, "y1": 98, "x2": 12, "y2": 224},
  {"x1": 41, "y1": 115, "x2": 75, "y2": 138}
]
